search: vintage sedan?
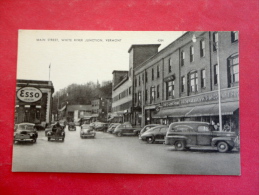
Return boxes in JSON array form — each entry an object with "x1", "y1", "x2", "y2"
[
  {"x1": 68, "y1": 122, "x2": 76, "y2": 131},
  {"x1": 164, "y1": 121, "x2": 238, "y2": 153},
  {"x1": 139, "y1": 124, "x2": 161, "y2": 136},
  {"x1": 139, "y1": 125, "x2": 168, "y2": 144},
  {"x1": 45, "y1": 124, "x2": 65, "y2": 142},
  {"x1": 14, "y1": 123, "x2": 38, "y2": 143},
  {"x1": 113, "y1": 123, "x2": 141, "y2": 137},
  {"x1": 80, "y1": 124, "x2": 96, "y2": 138},
  {"x1": 107, "y1": 123, "x2": 120, "y2": 133}
]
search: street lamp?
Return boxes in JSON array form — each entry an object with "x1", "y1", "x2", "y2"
[{"x1": 192, "y1": 33, "x2": 223, "y2": 131}]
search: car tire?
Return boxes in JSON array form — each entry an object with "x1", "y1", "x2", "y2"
[
  {"x1": 47, "y1": 137, "x2": 50, "y2": 141},
  {"x1": 147, "y1": 136, "x2": 155, "y2": 144},
  {"x1": 175, "y1": 140, "x2": 185, "y2": 150},
  {"x1": 217, "y1": 141, "x2": 229, "y2": 153},
  {"x1": 117, "y1": 132, "x2": 122, "y2": 137},
  {"x1": 32, "y1": 138, "x2": 36, "y2": 143},
  {"x1": 61, "y1": 138, "x2": 64, "y2": 142}
]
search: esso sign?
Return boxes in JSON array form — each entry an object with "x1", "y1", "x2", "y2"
[{"x1": 17, "y1": 87, "x2": 42, "y2": 103}]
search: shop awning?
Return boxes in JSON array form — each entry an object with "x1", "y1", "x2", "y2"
[
  {"x1": 153, "y1": 107, "x2": 194, "y2": 118},
  {"x1": 186, "y1": 101, "x2": 239, "y2": 117}
]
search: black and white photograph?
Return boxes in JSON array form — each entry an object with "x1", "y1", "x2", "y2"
[{"x1": 13, "y1": 30, "x2": 240, "y2": 175}]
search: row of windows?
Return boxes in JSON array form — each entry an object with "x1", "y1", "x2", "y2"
[
  {"x1": 134, "y1": 54, "x2": 239, "y2": 104},
  {"x1": 113, "y1": 87, "x2": 132, "y2": 102}
]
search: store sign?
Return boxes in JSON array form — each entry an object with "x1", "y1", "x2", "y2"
[
  {"x1": 17, "y1": 87, "x2": 42, "y2": 103},
  {"x1": 162, "y1": 87, "x2": 239, "y2": 107}
]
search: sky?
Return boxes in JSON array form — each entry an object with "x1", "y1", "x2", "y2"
[{"x1": 17, "y1": 30, "x2": 185, "y2": 93}]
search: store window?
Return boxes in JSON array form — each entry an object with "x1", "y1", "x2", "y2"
[
  {"x1": 231, "y1": 31, "x2": 238, "y2": 42},
  {"x1": 214, "y1": 64, "x2": 218, "y2": 85},
  {"x1": 200, "y1": 40, "x2": 205, "y2": 57},
  {"x1": 201, "y1": 69, "x2": 206, "y2": 88},
  {"x1": 228, "y1": 54, "x2": 239, "y2": 84},
  {"x1": 189, "y1": 71, "x2": 198, "y2": 92},
  {"x1": 180, "y1": 51, "x2": 185, "y2": 66},
  {"x1": 166, "y1": 81, "x2": 174, "y2": 100},
  {"x1": 168, "y1": 58, "x2": 172, "y2": 73},
  {"x1": 190, "y1": 46, "x2": 194, "y2": 62},
  {"x1": 150, "y1": 86, "x2": 155, "y2": 103},
  {"x1": 181, "y1": 76, "x2": 185, "y2": 93},
  {"x1": 213, "y1": 32, "x2": 218, "y2": 51}
]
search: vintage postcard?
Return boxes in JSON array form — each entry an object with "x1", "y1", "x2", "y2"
[{"x1": 13, "y1": 30, "x2": 240, "y2": 175}]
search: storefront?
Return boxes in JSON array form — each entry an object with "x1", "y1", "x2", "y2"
[
  {"x1": 15, "y1": 79, "x2": 54, "y2": 126},
  {"x1": 153, "y1": 87, "x2": 239, "y2": 133}
]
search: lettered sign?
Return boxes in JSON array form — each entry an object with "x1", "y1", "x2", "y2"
[{"x1": 17, "y1": 87, "x2": 42, "y2": 102}]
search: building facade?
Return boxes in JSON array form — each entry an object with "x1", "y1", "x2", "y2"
[
  {"x1": 15, "y1": 79, "x2": 54, "y2": 126},
  {"x1": 91, "y1": 98, "x2": 112, "y2": 122},
  {"x1": 133, "y1": 31, "x2": 239, "y2": 132}
]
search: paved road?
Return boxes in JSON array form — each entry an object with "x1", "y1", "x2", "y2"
[{"x1": 12, "y1": 126, "x2": 240, "y2": 175}]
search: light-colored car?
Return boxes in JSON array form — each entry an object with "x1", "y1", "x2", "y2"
[
  {"x1": 14, "y1": 123, "x2": 38, "y2": 143},
  {"x1": 80, "y1": 124, "x2": 96, "y2": 138},
  {"x1": 139, "y1": 125, "x2": 168, "y2": 144}
]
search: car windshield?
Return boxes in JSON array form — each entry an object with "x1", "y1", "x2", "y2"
[{"x1": 18, "y1": 124, "x2": 34, "y2": 130}]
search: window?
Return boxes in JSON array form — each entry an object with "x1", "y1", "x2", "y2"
[
  {"x1": 198, "y1": 126, "x2": 209, "y2": 132},
  {"x1": 150, "y1": 86, "x2": 155, "y2": 103},
  {"x1": 213, "y1": 32, "x2": 218, "y2": 51},
  {"x1": 168, "y1": 58, "x2": 172, "y2": 72},
  {"x1": 166, "y1": 81, "x2": 174, "y2": 99},
  {"x1": 180, "y1": 51, "x2": 185, "y2": 66},
  {"x1": 152, "y1": 68, "x2": 154, "y2": 80},
  {"x1": 135, "y1": 93, "x2": 137, "y2": 103},
  {"x1": 200, "y1": 40, "x2": 205, "y2": 57},
  {"x1": 190, "y1": 46, "x2": 194, "y2": 62},
  {"x1": 145, "y1": 89, "x2": 148, "y2": 102},
  {"x1": 139, "y1": 75, "x2": 141, "y2": 86},
  {"x1": 214, "y1": 64, "x2": 218, "y2": 85},
  {"x1": 189, "y1": 72, "x2": 198, "y2": 92},
  {"x1": 135, "y1": 78, "x2": 137, "y2": 87},
  {"x1": 145, "y1": 71, "x2": 148, "y2": 83},
  {"x1": 157, "y1": 65, "x2": 160, "y2": 78},
  {"x1": 231, "y1": 31, "x2": 238, "y2": 42},
  {"x1": 228, "y1": 55, "x2": 239, "y2": 84},
  {"x1": 157, "y1": 85, "x2": 160, "y2": 98},
  {"x1": 181, "y1": 76, "x2": 185, "y2": 93},
  {"x1": 201, "y1": 69, "x2": 206, "y2": 88},
  {"x1": 138, "y1": 91, "x2": 141, "y2": 104},
  {"x1": 142, "y1": 73, "x2": 144, "y2": 83}
]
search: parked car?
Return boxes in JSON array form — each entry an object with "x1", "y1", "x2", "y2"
[
  {"x1": 139, "y1": 124, "x2": 161, "y2": 136},
  {"x1": 139, "y1": 125, "x2": 168, "y2": 143},
  {"x1": 164, "y1": 121, "x2": 238, "y2": 153},
  {"x1": 113, "y1": 123, "x2": 141, "y2": 137},
  {"x1": 45, "y1": 123, "x2": 65, "y2": 142},
  {"x1": 80, "y1": 124, "x2": 96, "y2": 138},
  {"x1": 94, "y1": 123, "x2": 109, "y2": 131},
  {"x1": 68, "y1": 122, "x2": 76, "y2": 131},
  {"x1": 14, "y1": 123, "x2": 38, "y2": 143},
  {"x1": 107, "y1": 123, "x2": 120, "y2": 133}
]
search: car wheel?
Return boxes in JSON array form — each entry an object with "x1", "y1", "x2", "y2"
[
  {"x1": 175, "y1": 140, "x2": 185, "y2": 150},
  {"x1": 61, "y1": 138, "x2": 64, "y2": 142},
  {"x1": 47, "y1": 137, "x2": 51, "y2": 141},
  {"x1": 217, "y1": 141, "x2": 229, "y2": 153},
  {"x1": 147, "y1": 136, "x2": 155, "y2": 144},
  {"x1": 32, "y1": 138, "x2": 36, "y2": 143},
  {"x1": 117, "y1": 132, "x2": 122, "y2": 137}
]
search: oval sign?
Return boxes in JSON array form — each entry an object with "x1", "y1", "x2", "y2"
[{"x1": 17, "y1": 87, "x2": 42, "y2": 103}]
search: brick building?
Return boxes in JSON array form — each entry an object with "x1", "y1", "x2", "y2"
[{"x1": 133, "y1": 31, "x2": 239, "y2": 132}]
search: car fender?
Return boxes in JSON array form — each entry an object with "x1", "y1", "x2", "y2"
[
  {"x1": 165, "y1": 135, "x2": 188, "y2": 145},
  {"x1": 211, "y1": 137, "x2": 235, "y2": 147}
]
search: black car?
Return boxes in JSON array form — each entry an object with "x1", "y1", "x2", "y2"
[
  {"x1": 68, "y1": 122, "x2": 76, "y2": 131},
  {"x1": 14, "y1": 123, "x2": 38, "y2": 143}
]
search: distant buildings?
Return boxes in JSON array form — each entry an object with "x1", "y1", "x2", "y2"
[{"x1": 111, "y1": 31, "x2": 239, "y2": 131}]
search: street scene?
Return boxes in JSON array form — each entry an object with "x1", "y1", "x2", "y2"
[
  {"x1": 13, "y1": 30, "x2": 240, "y2": 175},
  {"x1": 13, "y1": 125, "x2": 240, "y2": 174}
]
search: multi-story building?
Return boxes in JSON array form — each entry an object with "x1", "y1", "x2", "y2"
[
  {"x1": 133, "y1": 31, "x2": 239, "y2": 132},
  {"x1": 15, "y1": 79, "x2": 54, "y2": 126},
  {"x1": 111, "y1": 45, "x2": 161, "y2": 125},
  {"x1": 91, "y1": 97, "x2": 112, "y2": 122}
]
